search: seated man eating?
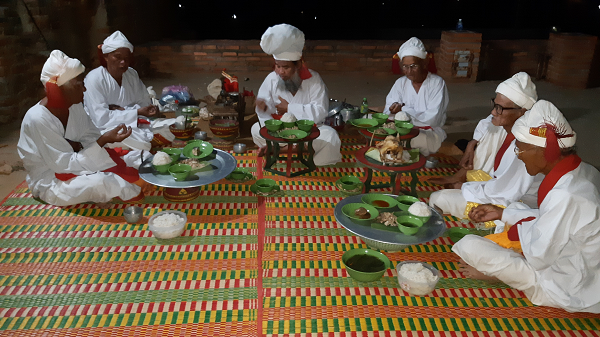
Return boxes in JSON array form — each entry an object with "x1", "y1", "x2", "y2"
[
  {"x1": 429, "y1": 73, "x2": 543, "y2": 231},
  {"x1": 453, "y1": 100, "x2": 600, "y2": 313},
  {"x1": 17, "y1": 50, "x2": 143, "y2": 206},
  {"x1": 251, "y1": 24, "x2": 342, "y2": 166},
  {"x1": 430, "y1": 72, "x2": 538, "y2": 187},
  {"x1": 84, "y1": 31, "x2": 175, "y2": 160},
  {"x1": 384, "y1": 37, "x2": 449, "y2": 156}
]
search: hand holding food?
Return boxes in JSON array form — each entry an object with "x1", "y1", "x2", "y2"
[{"x1": 97, "y1": 124, "x2": 132, "y2": 147}]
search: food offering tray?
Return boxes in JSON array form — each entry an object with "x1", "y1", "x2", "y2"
[
  {"x1": 334, "y1": 194, "x2": 446, "y2": 248},
  {"x1": 139, "y1": 148, "x2": 237, "y2": 188}
]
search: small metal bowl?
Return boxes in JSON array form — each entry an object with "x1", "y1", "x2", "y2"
[
  {"x1": 425, "y1": 156, "x2": 439, "y2": 169},
  {"x1": 233, "y1": 143, "x2": 247, "y2": 154},
  {"x1": 195, "y1": 131, "x2": 207, "y2": 140},
  {"x1": 123, "y1": 206, "x2": 144, "y2": 223}
]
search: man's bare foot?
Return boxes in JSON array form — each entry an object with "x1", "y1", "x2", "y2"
[
  {"x1": 429, "y1": 168, "x2": 467, "y2": 187},
  {"x1": 458, "y1": 259, "x2": 500, "y2": 282},
  {"x1": 95, "y1": 202, "x2": 112, "y2": 209}
]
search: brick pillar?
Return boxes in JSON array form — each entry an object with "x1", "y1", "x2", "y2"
[
  {"x1": 438, "y1": 31, "x2": 482, "y2": 83},
  {"x1": 546, "y1": 33, "x2": 597, "y2": 89}
]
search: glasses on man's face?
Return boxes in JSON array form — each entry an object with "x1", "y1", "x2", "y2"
[
  {"x1": 402, "y1": 64, "x2": 420, "y2": 71},
  {"x1": 491, "y1": 98, "x2": 520, "y2": 115},
  {"x1": 514, "y1": 145, "x2": 534, "y2": 156}
]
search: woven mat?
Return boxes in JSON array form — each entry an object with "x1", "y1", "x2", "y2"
[{"x1": 1, "y1": 135, "x2": 600, "y2": 336}]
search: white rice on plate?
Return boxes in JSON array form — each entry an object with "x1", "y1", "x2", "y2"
[
  {"x1": 280, "y1": 113, "x2": 297, "y2": 123},
  {"x1": 408, "y1": 201, "x2": 432, "y2": 217},
  {"x1": 152, "y1": 151, "x2": 172, "y2": 165},
  {"x1": 152, "y1": 213, "x2": 184, "y2": 227},
  {"x1": 395, "y1": 111, "x2": 410, "y2": 121}
]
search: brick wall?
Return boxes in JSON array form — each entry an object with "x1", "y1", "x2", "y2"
[
  {"x1": 546, "y1": 33, "x2": 597, "y2": 89},
  {"x1": 437, "y1": 31, "x2": 482, "y2": 83},
  {"x1": 134, "y1": 39, "x2": 441, "y2": 77},
  {"x1": 479, "y1": 40, "x2": 548, "y2": 81}
]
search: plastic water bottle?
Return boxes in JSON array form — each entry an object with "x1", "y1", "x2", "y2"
[
  {"x1": 360, "y1": 98, "x2": 369, "y2": 114},
  {"x1": 456, "y1": 19, "x2": 463, "y2": 31}
]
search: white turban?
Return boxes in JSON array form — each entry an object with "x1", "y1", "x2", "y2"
[
  {"x1": 512, "y1": 100, "x2": 576, "y2": 149},
  {"x1": 496, "y1": 72, "x2": 538, "y2": 110},
  {"x1": 101, "y1": 30, "x2": 134, "y2": 54},
  {"x1": 40, "y1": 50, "x2": 85, "y2": 87},
  {"x1": 397, "y1": 37, "x2": 427, "y2": 60},
  {"x1": 260, "y1": 24, "x2": 304, "y2": 61}
]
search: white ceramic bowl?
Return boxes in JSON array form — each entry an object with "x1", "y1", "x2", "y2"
[
  {"x1": 396, "y1": 260, "x2": 440, "y2": 296},
  {"x1": 148, "y1": 210, "x2": 187, "y2": 239}
]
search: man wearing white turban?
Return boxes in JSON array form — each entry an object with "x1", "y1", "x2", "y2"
[
  {"x1": 431, "y1": 72, "x2": 539, "y2": 187},
  {"x1": 453, "y1": 100, "x2": 600, "y2": 313},
  {"x1": 384, "y1": 37, "x2": 449, "y2": 156},
  {"x1": 251, "y1": 24, "x2": 342, "y2": 166},
  {"x1": 84, "y1": 31, "x2": 175, "y2": 156},
  {"x1": 429, "y1": 73, "x2": 543, "y2": 232},
  {"x1": 17, "y1": 50, "x2": 143, "y2": 206}
]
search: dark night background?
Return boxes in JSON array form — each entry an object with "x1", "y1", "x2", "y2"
[{"x1": 172, "y1": 0, "x2": 600, "y2": 40}]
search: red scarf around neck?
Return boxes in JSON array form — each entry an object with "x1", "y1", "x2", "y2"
[
  {"x1": 493, "y1": 133, "x2": 516, "y2": 173},
  {"x1": 537, "y1": 154, "x2": 582, "y2": 207}
]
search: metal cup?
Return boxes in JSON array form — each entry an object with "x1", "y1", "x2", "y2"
[
  {"x1": 233, "y1": 143, "x2": 247, "y2": 154},
  {"x1": 195, "y1": 131, "x2": 207, "y2": 140},
  {"x1": 123, "y1": 206, "x2": 144, "y2": 223},
  {"x1": 425, "y1": 156, "x2": 439, "y2": 169}
]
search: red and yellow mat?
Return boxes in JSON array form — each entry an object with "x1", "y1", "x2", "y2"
[{"x1": 1, "y1": 135, "x2": 599, "y2": 336}]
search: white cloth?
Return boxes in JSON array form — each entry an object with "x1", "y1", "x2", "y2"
[
  {"x1": 472, "y1": 115, "x2": 507, "y2": 174},
  {"x1": 40, "y1": 50, "x2": 85, "y2": 86},
  {"x1": 260, "y1": 24, "x2": 304, "y2": 61},
  {"x1": 101, "y1": 31, "x2": 133, "y2": 54},
  {"x1": 513, "y1": 100, "x2": 576, "y2": 149},
  {"x1": 383, "y1": 73, "x2": 449, "y2": 156},
  {"x1": 84, "y1": 66, "x2": 175, "y2": 151},
  {"x1": 454, "y1": 162, "x2": 600, "y2": 313},
  {"x1": 252, "y1": 70, "x2": 341, "y2": 166},
  {"x1": 17, "y1": 103, "x2": 140, "y2": 206},
  {"x1": 397, "y1": 37, "x2": 427, "y2": 60},
  {"x1": 496, "y1": 72, "x2": 538, "y2": 110}
]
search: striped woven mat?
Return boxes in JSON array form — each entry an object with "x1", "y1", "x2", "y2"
[{"x1": 1, "y1": 134, "x2": 599, "y2": 336}]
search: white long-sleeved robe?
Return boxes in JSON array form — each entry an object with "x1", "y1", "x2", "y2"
[
  {"x1": 384, "y1": 73, "x2": 449, "y2": 156},
  {"x1": 84, "y1": 66, "x2": 174, "y2": 151},
  {"x1": 251, "y1": 70, "x2": 342, "y2": 166},
  {"x1": 429, "y1": 139, "x2": 543, "y2": 221},
  {"x1": 453, "y1": 160, "x2": 600, "y2": 313},
  {"x1": 17, "y1": 103, "x2": 141, "y2": 206},
  {"x1": 472, "y1": 115, "x2": 507, "y2": 174}
]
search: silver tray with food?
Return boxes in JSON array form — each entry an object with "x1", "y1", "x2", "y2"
[{"x1": 139, "y1": 148, "x2": 236, "y2": 188}]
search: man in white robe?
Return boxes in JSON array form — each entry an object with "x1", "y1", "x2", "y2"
[
  {"x1": 251, "y1": 24, "x2": 342, "y2": 166},
  {"x1": 453, "y1": 100, "x2": 600, "y2": 313},
  {"x1": 17, "y1": 50, "x2": 142, "y2": 206},
  {"x1": 384, "y1": 37, "x2": 449, "y2": 156},
  {"x1": 84, "y1": 31, "x2": 175, "y2": 159},
  {"x1": 431, "y1": 72, "x2": 538, "y2": 187},
  {"x1": 429, "y1": 73, "x2": 543, "y2": 231}
]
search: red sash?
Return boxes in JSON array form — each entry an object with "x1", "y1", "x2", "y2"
[
  {"x1": 55, "y1": 148, "x2": 139, "y2": 183},
  {"x1": 507, "y1": 216, "x2": 536, "y2": 241},
  {"x1": 537, "y1": 154, "x2": 581, "y2": 207},
  {"x1": 416, "y1": 126, "x2": 433, "y2": 130},
  {"x1": 493, "y1": 133, "x2": 515, "y2": 172}
]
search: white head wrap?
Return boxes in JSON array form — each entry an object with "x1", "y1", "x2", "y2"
[
  {"x1": 260, "y1": 24, "x2": 305, "y2": 61},
  {"x1": 40, "y1": 50, "x2": 85, "y2": 87},
  {"x1": 397, "y1": 37, "x2": 427, "y2": 60},
  {"x1": 101, "y1": 30, "x2": 134, "y2": 54},
  {"x1": 512, "y1": 100, "x2": 576, "y2": 148},
  {"x1": 496, "y1": 72, "x2": 538, "y2": 109}
]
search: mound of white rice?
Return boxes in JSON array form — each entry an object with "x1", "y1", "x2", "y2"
[
  {"x1": 399, "y1": 263, "x2": 438, "y2": 283},
  {"x1": 280, "y1": 113, "x2": 297, "y2": 123},
  {"x1": 152, "y1": 151, "x2": 172, "y2": 166},
  {"x1": 152, "y1": 213, "x2": 184, "y2": 227},
  {"x1": 408, "y1": 201, "x2": 431, "y2": 217},
  {"x1": 394, "y1": 111, "x2": 410, "y2": 121}
]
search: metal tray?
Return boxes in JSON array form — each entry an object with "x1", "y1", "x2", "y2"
[
  {"x1": 334, "y1": 194, "x2": 446, "y2": 250},
  {"x1": 139, "y1": 148, "x2": 237, "y2": 188}
]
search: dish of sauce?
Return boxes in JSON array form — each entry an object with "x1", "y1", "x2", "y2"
[
  {"x1": 372, "y1": 200, "x2": 390, "y2": 208},
  {"x1": 345, "y1": 255, "x2": 386, "y2": 273}
]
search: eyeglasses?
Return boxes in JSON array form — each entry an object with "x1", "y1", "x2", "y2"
[
  {"x1": 514, "y1": 145, "x2": 534, "y2": 156},
  {"x1": 402, "y1": 64, "x2": 420, "y2": 71},
  {"x1": 491, "y1": 98, "x2": 520, "y2": 115}
]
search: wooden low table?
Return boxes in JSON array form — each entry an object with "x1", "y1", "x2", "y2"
[
  {"x1": 260, "y1": 126, "x2": 320, "y2": 177},
  {"x1": 355, "y1": 146, "x2": 426, "y2": 196}
]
